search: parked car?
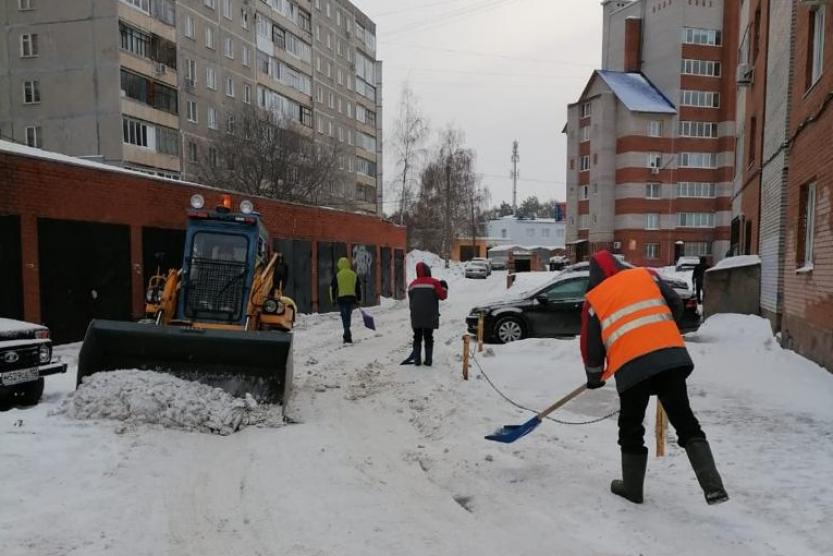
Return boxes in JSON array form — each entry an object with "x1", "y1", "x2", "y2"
[
  {"x1": 489, "y1": 258, "x2": 508, "y2": 270},
  {"x1": 466, "y1": 270, "x2": 700, "y2": 343},
  {"x1": 470, "y1": 257, "x2": 492, "y2": 274},
  {"x1": 676, "y1": 256, "x2": 701, "y2": 272},
  {"x1": 464, "y1": 261, "x2": 489, "y2": 279},
  {"x1": 561, "y1": 261, "x2": 692, "y2": 297},
  {"x1": 0, "y1": 318, "x2": 67, "y2": 408},
  {"x1": 548, "y1": 255, "x2": 569, "y2": 271}
]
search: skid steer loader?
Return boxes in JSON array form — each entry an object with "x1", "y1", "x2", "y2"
[{"x1": 76, "y1": 194, "x2": 297, "y2": 404}]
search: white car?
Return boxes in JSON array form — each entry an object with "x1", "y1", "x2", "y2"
[
  {"x1": 676, "y1": 256, "x2": 701, "y2": 271},
  {"x1": 1, "y1": 318, "x2": 67, "y2": 407},
  {"x1": 470, "y1": 257, "x2": 492, "y2": 274},
  {"x1": 464, "y1": 261, "x2": 489, "y2": 279}
]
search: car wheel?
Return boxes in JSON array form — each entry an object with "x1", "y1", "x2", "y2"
[
  {"x1": 17, "y1": 378, "x2": 44, "y2": 406},
  {"x1": 494, "y1": 316, "x2": 525, "y2": 344}
]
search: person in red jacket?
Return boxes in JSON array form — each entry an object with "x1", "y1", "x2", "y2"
[
  {"x1": 401, "y1": 262, "x2": 448, "y2": 366},
  {"x1": 580, "y1": 250, "x2": 728, "y2": 505}
]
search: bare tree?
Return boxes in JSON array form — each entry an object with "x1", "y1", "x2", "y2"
[
  {"x1": 200, "y1": 105, "x2": 349, "y2": 206},
  {"x1": 391, "y1": 83, "x2": 430, "y2": 224}
]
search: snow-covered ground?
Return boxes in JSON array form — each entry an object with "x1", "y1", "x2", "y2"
[{"x1": 2, "y1": 257, "x2": 832, "y2": 556}]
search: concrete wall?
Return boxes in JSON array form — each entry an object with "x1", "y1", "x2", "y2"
[{"x1": 703, "y1": 263, "x2": 761, "y2": 319}]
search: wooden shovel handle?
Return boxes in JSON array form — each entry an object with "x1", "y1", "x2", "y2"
[{"x1": 537, "y1": 384, "x2": 588, "y2": 420}]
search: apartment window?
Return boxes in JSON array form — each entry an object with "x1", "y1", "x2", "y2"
[
  {"x1": 338, "y1": 126, "x2": 344, "y2": 142},
  {"x1": 188, "y1": 142, "x2": 198, "y2": 163},
  {"x1": 809, "y1": 7, "x2": 826, "y2": 88},
  {"x1": 337, "y1": 97, "x2": 343, "y2": 114},
  {"x1": 579, "y1": 185, "x2": 589, "y2": 200},
  {"x1": 647, "y1": 152, "x2": 662, "y2": 169},
  {"x1": 242, "y1": 46, "x2": 251, "y2": 66},
  {"x1": 120, "y1": 70, "x2": 178, "y2": 114},
  {"x1": 317, "y1": 116, "x2": 324, "y2": 134},
  {"x1": 677, "y1": 182, "x2": 716, "y2": 198},
  {"x1": 24, "y1": 125, "x2": 41, "y2": 148},
  {"x1": 356, "y1": 156, "x2": 376, "y2": 177},
  {"x1": 680, "y1": 90, "x2": 720, "y2": 108},
  {"x1": 684, "y1": 242, "x2": 712, "y2": 257},
  {"x1": 645, "y1": 120, "x2": 662, "y2": 137},
  {"x1": 326, "y1": 61, "x2": 332, "y2": 78},
  {"x1": 645, "y1": 243, "x2": 659, "y2": 260},
  {"x1": 206, "y1": 67, "x2": 217, "y2": 90},
  {"x1": 120, "y1": 23, "x2": 150, "y2": 58},
  {"x1": 337, "y1": 68, "x2": 344, "y2": 86},
  {"x1": 20, "y1": 33, "x2": 38, "y2": 57},
  {"x1": 679, "y1": 121, "x2": 718, "y2": 138},
  {"x1": 328, "y1": 121, "x2": 333, "y2": 136},
  {"x1": 328, "y1": 92, "x2": 335, "y2": 109},
  {"x1": 326, "y1": 1, "x2": 331, "y2": 18},
  {"x1": 347, "y1": 129, "x2": 353, "y2": 145},
  {"x1": 204, "y1": 0, "x2": 216, "y2": 9},
  {"x1": 122, "y1": 118, "x2": 149, "y2": 148},
  {"x1": 225, "y1": 77, "x2": 235, "y2": 97},
  {"x1": 579, "y1": 155, "x2": 590, "y2": 172},
  {"x1": 185, "y1": 59, "x2": 197, "y2": 84},
  {"x1": 23, "y1": 80, "x2": 40, "y2": 104},
  {"x1": 301, "y1": 106, "x2": 312, "y2": 127},
  {"x1": 208, "y1": 147, "x2": 217, "y2": 168},
  {"x1": 224, "y1": 37, "x2": 234, "y2": 59},
  {"x1": 681, "y1": 59, "x2": 722, "y2": 77},
  {"x1": 682, "y1": 27, "x2": 721, "y2": 46},
  {"x1": 244, "y1": 83, "x2": 252, "y2": 104},
  {"x1": 645, "y1": 183, "x2": 661, "y2": 199},
  {"x1": 208, "y1": 107, "x2": 219, "y2": 130},
  {"x1": 185, "y1": 15, "x2": 195, "y2": 39},
  {"x1": 679, "y1": 152, "x2": 717, "y2": 168},
  {"x1": 156, "y1": 126, "x2": 179, "y2": 156},
  {"x1": 753, "y1": 8, "x2": 762, "y2": 60},
  {"x1": 678, "y1": 212, "x2": 715, "y2": 228},
  {"x1": 578, "y1": 214, "x2": 590, "y2": 230},
  {"x1": 124, "y1": 0, "x2": 150, "y2": 13},
  {"x1": 580, "y1": 102, "x2": 591, "y2": 118},
  {"x1": 226, "y1": 114, "x2": 235, "y2": 134},
  {"x1": 645, "y1": 214, "x2": 660, "y2": 230},
  {"x1": 205, "y1": 27, "x2": 215, "y2": 49},
  {"x1": 748, "y1": 116, "x2": 757, "y2": 164},
  {"x1": 18, "y1": 0, "x2": 34, "y2": 10},
  {"x1": 241, "y1": 8, "x2": 249, "y2": 29},
  {"x1": 797, "y1": 182, "x2": 817, "y2": 268},
  {"x1": 186, "y1": 100, "x2": 198, "y2": 123},
  {"x1": 579, "y1": 125, "x2": 590, "y2": 142},
  {"x1": 222, "y1": 0, "x2": 232, "y2": 19}
]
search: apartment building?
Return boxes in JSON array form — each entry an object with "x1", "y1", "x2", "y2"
[
  {"x1": 0, "y1": 0, "x2": 382, "y2": 214},
  {"x1": 564, "y1": 0, "x2": 738, "y2": 266}
]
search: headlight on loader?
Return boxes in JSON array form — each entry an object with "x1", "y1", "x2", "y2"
[
  {"x1": 39, "y1": 344, "x2": 51, "y2": 364},
  {"x1": 263, "y1": 299, "x2": 280, "y2": 314}
]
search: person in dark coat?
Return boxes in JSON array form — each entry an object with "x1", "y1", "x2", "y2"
[
  {"x1": 692, "y1": 256, "x2": 708, "y2": 304},
  {"x1": 580, "y1": 250, "x2": 728, "y2": 505},
  {"x1": 330, "y1": 257, "x2": 361, "y2": 343},
  {"x1": 401, "y1": 262, "x2": 448, "y2": 366}
]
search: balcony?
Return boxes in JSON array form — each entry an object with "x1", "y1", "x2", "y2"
[{"x1": 118, "y1": 1, "x2": 176, "y2": 41}]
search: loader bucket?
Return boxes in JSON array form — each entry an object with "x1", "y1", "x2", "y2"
[{"x1": 77, "y1": 320, "x2": 293, "y2": 405}]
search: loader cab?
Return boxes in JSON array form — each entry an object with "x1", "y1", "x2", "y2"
[{"x1": 177, "y1": 195, "x2": 269, "y2": 326}]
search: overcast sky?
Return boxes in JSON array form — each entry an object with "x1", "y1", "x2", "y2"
[{"x1": 351, "y1": 0, "x2": 603, "y2": 212}]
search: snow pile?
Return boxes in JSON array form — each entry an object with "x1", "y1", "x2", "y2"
[
  {"x1": 60, "y1": 370, "x2": 282, "y2": 435},
  {"x1": 707, "y1": 254, "x2": 761, "y2": 272}
]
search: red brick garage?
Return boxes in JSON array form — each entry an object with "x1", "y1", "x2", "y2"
[{"x1": 0, "y1": 142, "x2": 406, "y2": 342}]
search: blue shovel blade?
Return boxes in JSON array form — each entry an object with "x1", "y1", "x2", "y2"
[
  {"x1": 484, "y1": 416, "x2": 542, "y2": 443},
  {"x1": 360, "y1": 310, "x2": 376, "y2": 330}
]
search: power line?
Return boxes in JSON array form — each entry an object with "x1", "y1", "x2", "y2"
[
  {"x1": 481, "y1": 172, "x2": 566, "y2": 185},
  {"x1": 383, "y1": 0, "x2": 524, "y2": 38},
  {"x1": 373, "y1": 0, "x2": 472, "y2": 17},
  {"x1": 382, "y1": 64, "x2": 587, "y2": 80},
  {"x1": 380, "y1": 41, "x2": 598, "y2": 68}
]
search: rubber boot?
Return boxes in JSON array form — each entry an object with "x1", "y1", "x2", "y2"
[
  {"x1": 685, "y1": 439, "x2": 729, "y2": 505},
  {"x1": 343, "y1": 329, "x2": 352, "y2": 344},
  {"x1": 610, "y1": 452, "x2": 647, "y2": 504},
  {"x1": 413, "y1": 335, "x2": 422, "y2": 366},
  {"x1": 424, "y1": 340, "x2": 433, "y2": 367},
  {"x1": 400, "y1": 350, "x2": 417, "y2": 365}
]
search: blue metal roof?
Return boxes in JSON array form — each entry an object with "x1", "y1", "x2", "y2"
[{"x1": 596, "y1": 71, "x2": 677, "y2": 114}]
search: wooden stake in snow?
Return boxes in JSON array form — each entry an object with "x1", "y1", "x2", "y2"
[
  {"x1": 656, "y1": 400, "x2": 667, "y2": 457},
  {"x1": 462, "y1": 334, "x2": 471, "y2": 380},
  {"x1": 477, "y1": 313, "x2": 485, "y2": 353}
]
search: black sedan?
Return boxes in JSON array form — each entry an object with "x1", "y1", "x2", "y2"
[{"x1": 466, "y1": 271, "x2": 700, "y2": 343}]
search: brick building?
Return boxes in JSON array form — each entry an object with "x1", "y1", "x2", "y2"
[
  {"x1": 565, "y1": 0, "x2": 738, "y2": 267},
  {"x1": 0, "y1": 140, "x2": 406, "y2": 342}
]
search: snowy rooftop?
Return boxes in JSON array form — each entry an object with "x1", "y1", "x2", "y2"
[{"x1": 596, "y1": 71, "x2": 677, "y2": 114}]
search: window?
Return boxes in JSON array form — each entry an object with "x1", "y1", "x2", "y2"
[
  {"x1": 242, "y1": 46, "x2": 251, "y2": 66},
  {"x1": 124, "y1": 0, "x2": 150, "y2": 13},
  {"x1": 647, "y1": 120, "x2": 662, "y2": 137},
  {"x1": 645, "y1": 213, "x2": 660, "y2": 230},
  {"x1": 226, "y1": 114, "x2": 235, "y2": 134},
  {"x1": 241, "y1": 8, "x2": 249, "y2": 28},
  {"x1": 682, "y1": 27, "x2": 721, "y2": 46},
  {"x1": 224, "y1": 37, "x2": 234, "y2": 59},
  {"x1": 20, "y1": 33, "x2": 38, "y2": 57},
  {"x1": 204, "y1": 0, "x2": 216, "y2": 9},
  {"x1": 356, "y1": 156, "x2": 376, "y2": 177},
  {"x1": 748, "y1": 116, "x2": 757, "y2": 164},
  {"x1": 186, "y1": 100, "x2": 198, "y2": 123},
  {"x1": 579, "y1": 125, "x2": 590, "y2": 142},
  {"x1": 680, "y1": 90, "x2": 720, "y2": 108},
  {"x1": 501, "y1": 229, "x2": 507, "y2": 239},
  {"x1": 244, "y1": 83, "x2": 252, "y2": 104},
  {"x1": 18, "y1": 0, "x2": 34, "y2": 10},
  {"x1": 301, "y1": 106, "x2": 312, "y2": 127},
  {"x1": 188, "y1": 142, "x2": 198, "y2": 162},
  {"x1": 185, "y1": 59, "x2": 197, "y2": 84},
  {"x1": 541, "y1": 278, "x2": 589, "y2": 303},
  {"x1": 205, "y1": 27, "x2": 215, "y2": 49},
  {"x1": 645, "y1": 243, "x2": 659, "y2": 260},
  {"x1": 328, "y1": 120, "x2": 333, "y2": 136},
  {"x1": 678, "y1": 213, "x2": 715, "y2": 228},
  {"x1": 809, "y1": 7, "x2": 826, "y2": 87},
  {"x1": 578, "y1": 214, "x2": 590, "y2": 229},
  {"x1": 206, "y1": 67, "x2": 217, "y2": 90},
  {"x1": 208, "y1": 147, "x2": 217, "y2": 168},
  {"x1": 579, "y1": 155, "x2": 590, "y2": 172},
  {"x1": 677, "y1": 182, "x2": 716, "y2": 198},
  {"x1": 122, "y1": 118, "x2": 149, "y2": 148},
  {"x1": 185, "y1": 15, "x2": 195, "y2": 38},
  {"x1": 681, "y1": 59, "x2": 722, "y2": 77},
  {"x1": 225, "y1": 77, "x2": 235, "y2": 97},
  {"x1": 647, "y1": 152, "x2": 662, "y2": 169},
  {"x1": 797, "y1": 182, "x2": 817, "y2": 268},
  {"x1": 208, "y1": 107, "x2": 218, "y2": 130},
  {"x1": 120, "y1": 23, "x2": 150, "y2": 58},
  {"x1": 120, "y1": 70, "x2": 178, "y2": 114},
  {"x1": 24, "y1": 125, "x2": 41, "y2": 148},
  {"x1": 222, "y1": 0, "x2": 232, "y2": 19},
  {"x1": 684, "y1": 242, "x2": 712, "y2": 257},
  {"x1": 156, "y1": 126, "x2": 179, "y2": 156},
  {"x1": 579, "y1": 185, "x2": 589, "y2": 200},
  {"x1": 23, "y1": 80, "x2": 40, "y2": 104},
  {"x1": 328, "y1": 92, "x2": 335, "y2": 109},
  {"x1": 679, "y1": 121, "x2": 718, "y2": 138},
  {"x1": 580, "y1": 102, "x2": 591, "y2": 118},
  {"x1": 645, "y1": 183, "x2": 661, "y2": 199},
  {"x1": 679, "y1": 152, "x2": 717, "y2": 168}
]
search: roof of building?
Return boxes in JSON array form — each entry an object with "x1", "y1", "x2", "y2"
[{"x1": 595, "y1": 71, "x2": 676, "y2": 114}]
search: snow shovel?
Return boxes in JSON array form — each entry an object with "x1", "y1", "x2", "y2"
[
  {"x1": 360, "y1": 309, "x2": 376, "y2": 331},
  {"x1": 485, "y1": 384, "x2": 588, "y2": 443}
]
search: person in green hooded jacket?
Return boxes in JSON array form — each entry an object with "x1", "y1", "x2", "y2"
[{"x1": 330, "y1": 257, "x2": 361, "y2": 343}]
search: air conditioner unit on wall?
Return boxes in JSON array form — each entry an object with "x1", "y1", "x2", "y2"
[
  {"x1": 736, "y1": 63, "x2": 753, "y2": 86},
  {"x1": 154, "y1": 62, "x2": 166, "y2": 75},
  {"x1": 651, "y1": 167, "x2": 660, "y2": 175}
]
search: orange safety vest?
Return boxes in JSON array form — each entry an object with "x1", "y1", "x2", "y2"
[{"x1": 585, "y1": 268, "x2": 685, "y2": 380}]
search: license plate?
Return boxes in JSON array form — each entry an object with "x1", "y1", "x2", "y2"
[{"x1": 1, "y1": 367, "x2": 39, "y2": 386}]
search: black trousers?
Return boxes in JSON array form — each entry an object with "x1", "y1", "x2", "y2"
[
  {"x1": 618, "y1": 368, "x2": 705, "y2": 455},
  {"x1": 695, "y1": 281, "x2": 704, "y2": 304},
  {"x1": 413, "y1": 328, "x2": 434, "y2": 348}
]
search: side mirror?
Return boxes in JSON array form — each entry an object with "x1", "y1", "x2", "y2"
[{"x1": 535, "y1": 293, "x2": 549, "y2": 304}]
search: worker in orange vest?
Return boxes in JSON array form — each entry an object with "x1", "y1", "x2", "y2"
[{"x1": 580, "y1": 250, "x2": 728, "y2": 505}]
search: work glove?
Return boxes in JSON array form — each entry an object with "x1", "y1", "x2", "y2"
[
  {"x1": 585, "y1": 368, "x2": 606, "y2": 390},
  {"x1": 440, "y1": 280, "x2": 449, "y2": 290}
]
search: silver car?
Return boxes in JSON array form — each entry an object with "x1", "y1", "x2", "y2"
[{"x1": 464, "y1": 261, "x2": 489, "y2": 279}]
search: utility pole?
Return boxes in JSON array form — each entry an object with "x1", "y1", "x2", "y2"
[
  {"x1": 511, "y1": 140, "x2": 520, "y2": 213},
  {"x1": 444, "y1": 152, "x2": 453, "y2": 267}
]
